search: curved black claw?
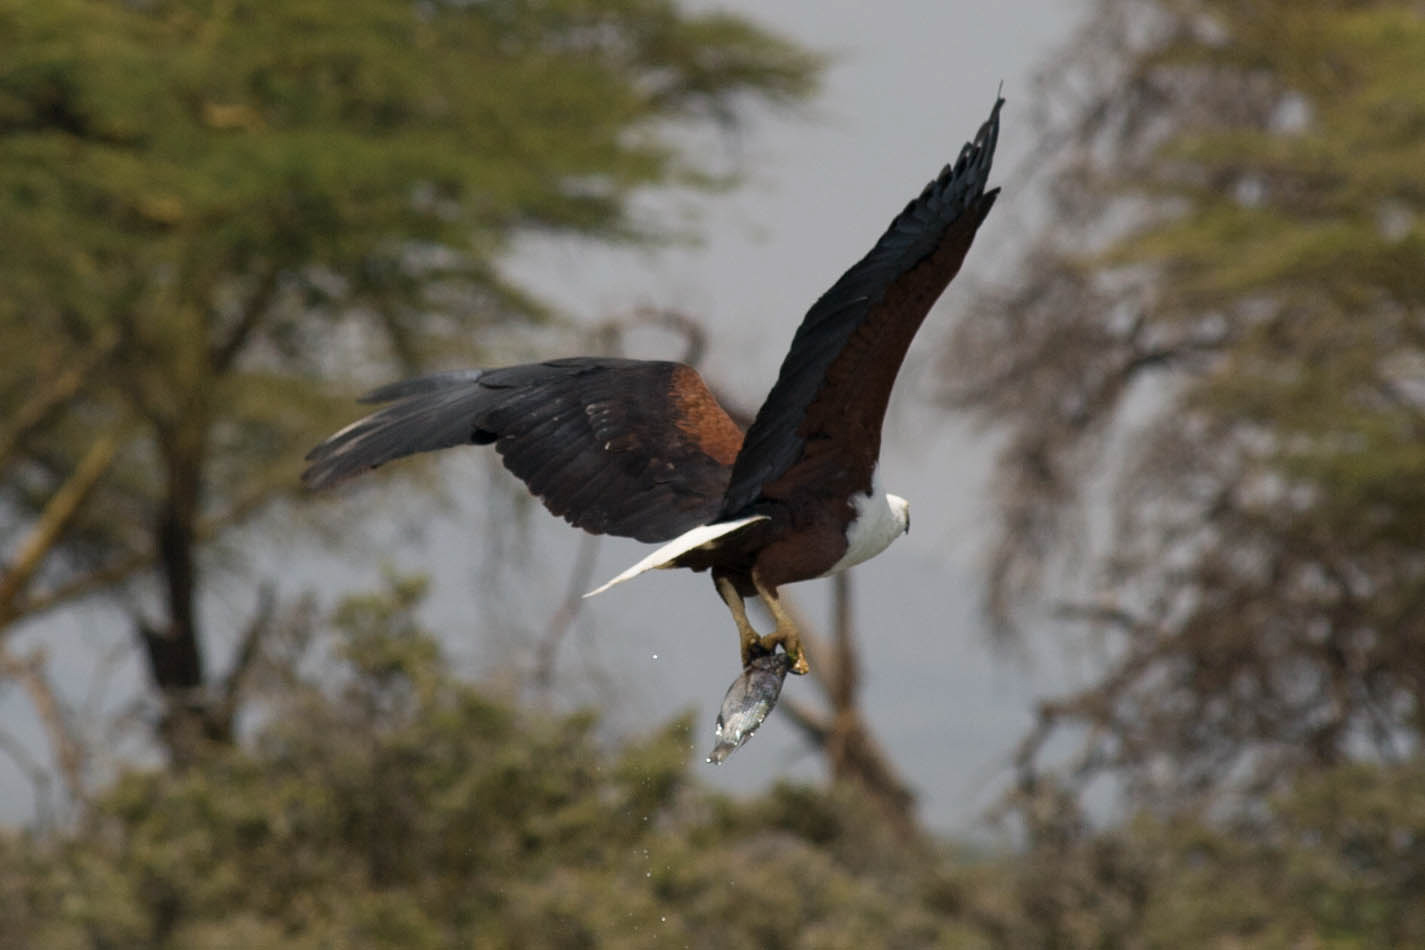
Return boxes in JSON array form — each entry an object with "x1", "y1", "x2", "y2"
[{"x1": 707, "y1": 653, "x2": 794, "y2": 764}]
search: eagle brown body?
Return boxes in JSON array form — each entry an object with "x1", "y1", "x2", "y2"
[{"x1": 304, "y1": 96, "x2": 1004, "y2": 674}]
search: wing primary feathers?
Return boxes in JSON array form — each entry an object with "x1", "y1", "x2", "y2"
[
  {"x1": 718, "y1": 94, "x2": 1003, "y2": 518},
  {"x1": 358, "y1": 370, "x2": 487, "y2": 404},
  {"x1": 302, "y1": 377, "x2": 495, "y2": 489}
]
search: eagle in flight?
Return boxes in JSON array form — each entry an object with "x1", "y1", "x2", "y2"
[{"x1": 305, "y1": 96, "x2": 1002, "y2": 689}]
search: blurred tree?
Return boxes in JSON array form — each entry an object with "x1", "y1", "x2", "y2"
[
  {"x1": 958, "y1": 761, "x2": 1425, "y2": 948},
  {"x1": 777, "y1": 575, "x2": 920, "y2": 840},
  {"x1": 943, "y1": 0, "x2": 1425, "y2": 804},
  {"x1": 3, "y1": 572, "x2": 1418, "y2": 947},
  {"x1": 0, "y1": 578, "x2": 991, "y2": 950},
  {"x1": 0, "y1": 0, "x2": 818, "y2": 774}
]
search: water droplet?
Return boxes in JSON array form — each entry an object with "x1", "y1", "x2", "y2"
[{"x1": 651, "y1": 652, "x2": 660, "y2": 660}]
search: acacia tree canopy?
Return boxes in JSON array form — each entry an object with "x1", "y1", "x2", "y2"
[
  {"x1": 0, "y1": 0, "x2": 819, "y2": 764},
  {"x1": 945, "y1": 0, "x2": 1425, "y2": 801}
]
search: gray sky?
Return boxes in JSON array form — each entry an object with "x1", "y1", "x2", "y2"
[{"x1": 1, "y1": 0, "x2": 1090, "y2": 833}]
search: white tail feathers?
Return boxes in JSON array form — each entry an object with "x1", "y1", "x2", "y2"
[{"x1": 583, "y1": 514, "x2": 768, "y2": 598}]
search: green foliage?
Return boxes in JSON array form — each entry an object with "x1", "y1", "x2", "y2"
[
  {"x1": 947, "y1": 0, "x2": 1425, "y2": 800},
  {"x1": 0, "y1": 580, "x2": 987, "y2": 950},
  {"x1": 936, "y1": 3, "x2": 1425, "y2": 941},
  {"x1": 3, "y1": 576, "x2": 1420, "y2": 948},
  {"x1": 964, "y1": 761, "x2": 1425, "y2": 949},
  {"x1": 0, "y1": 0, "x2": 818, "y2": 756},
  {"x1": 0, "y1": 0, "x2": 818, "y2": 523},
  {"x1": 0, "y1": 0, "x2": 818, "y2": 318}
]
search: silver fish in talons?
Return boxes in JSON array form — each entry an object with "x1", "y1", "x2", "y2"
[{"x1": 707, "y1": 653, "x2": 794, "y2": 764}]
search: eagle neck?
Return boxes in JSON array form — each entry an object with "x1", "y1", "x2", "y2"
[{"x1": 824, "y1": 469, "x2": 907, "y2": 576}]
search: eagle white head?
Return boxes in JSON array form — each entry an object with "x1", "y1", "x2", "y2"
[{"x1": 825, "y1": 484, "x2": 910, "y2": 576}]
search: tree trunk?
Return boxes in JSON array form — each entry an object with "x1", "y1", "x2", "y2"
[{"x1": 140, "y1": 417, "x2": 230, "y2": 765}]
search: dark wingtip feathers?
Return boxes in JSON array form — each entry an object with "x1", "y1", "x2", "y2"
[
  {"x1": 716, "y1": 93, "x2": 1006, "y2": 517},
  {"x1": 357, "y1": 369, "x2": 485, "y2": 405},
  {"x1": 302, "y1": 371, "x2": 491, "y2": 491},
  {"x1": 932, "y1": 92, "x2": 1003, "y2": 217}
]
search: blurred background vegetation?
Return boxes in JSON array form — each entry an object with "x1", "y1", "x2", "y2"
[{"x1": 2, "y1": 0, "x2": 1424, "y2": 946}]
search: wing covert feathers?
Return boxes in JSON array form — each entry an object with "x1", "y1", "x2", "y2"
[{"x1": 304, "y1": 358, "x2": 743, "y2": 543}]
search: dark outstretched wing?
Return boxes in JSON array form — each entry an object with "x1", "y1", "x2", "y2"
[
  {"x1": 304, "y1": 357, "x2": 744, "y2": 542},
  {"x1": 719, "y1": 96, "x2": 1003, "y2": 518}
]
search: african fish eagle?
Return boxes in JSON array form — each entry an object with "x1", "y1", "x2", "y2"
[{"x1": 304, "y1": 96, "x2": 1002, "y2": 676}]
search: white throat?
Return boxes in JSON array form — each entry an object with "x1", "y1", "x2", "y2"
[{"x1": 824, "y1": 474, "x2": 910, "y2": 576}]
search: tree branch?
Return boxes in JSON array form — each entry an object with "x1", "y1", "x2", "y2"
[
  {"x1": 0, "y1": 429, "x2": 123, "y2": 629},
  {"x1": 0, "y1": 726, "x2": 55, "y2": 828},
  {"x1": 210, "y1": 267, "x2": 280, "y2": 372},
  {"x1": 220, "y1": 582, "x2": 277, "y2": 721},
  {"x1": 775, "y1": 584, "x2": 919, "y2": 833},
  {"x1": 0, "y1": 644, "x2": 84, "y2": 803},
  {"x1": 11, "y1": 473, "x2": 296, "y2": 627},
  {"x1": 777, "y1": 694, "x2": 832, "y2": 745},
  {"x1": 532, "y1": 533, "x2": 601, "y2": 694},
  {"x1": 0, "y1": 327, "x2": 119, "y2": 468}
]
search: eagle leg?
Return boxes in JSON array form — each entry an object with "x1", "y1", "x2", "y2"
[
  {"x1": 715, "y1": 574, "x2": 766, "y2": 667},
  {"x1": 751, "y1": 571, "x2": 810, "y2": 676}
]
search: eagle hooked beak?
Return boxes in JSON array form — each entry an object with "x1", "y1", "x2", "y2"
[{"x1": 889, "y1": 493, "x2": 910, "y2": 535}]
